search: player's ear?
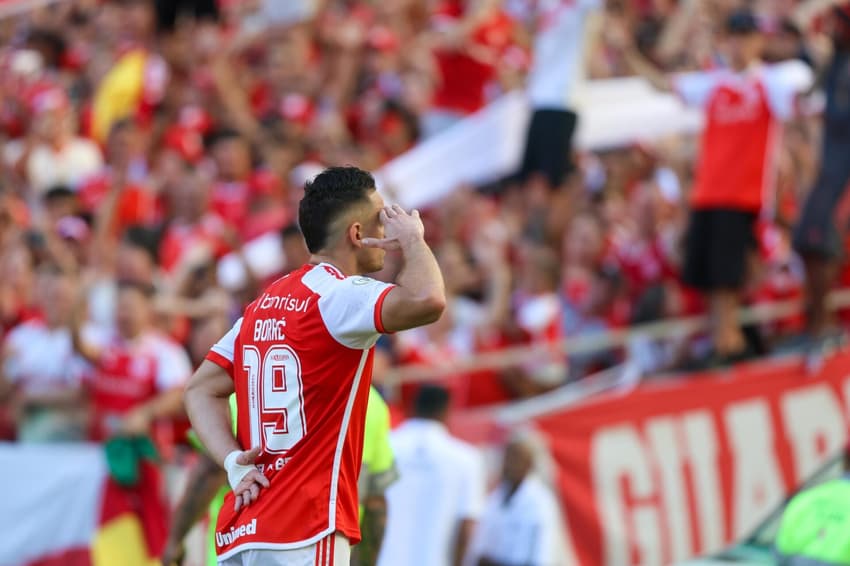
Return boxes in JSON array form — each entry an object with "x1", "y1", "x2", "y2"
[{"x1": 348, "y1": 222, "x2": 363, "y2": 248}]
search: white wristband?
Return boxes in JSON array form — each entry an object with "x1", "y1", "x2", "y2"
[{"x1": 224, "y1": 450, "x2": 256, "y2": 491}]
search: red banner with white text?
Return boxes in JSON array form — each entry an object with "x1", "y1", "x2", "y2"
[{"x1": 456, "y1": 353, "x2": 850, "y2": 565}]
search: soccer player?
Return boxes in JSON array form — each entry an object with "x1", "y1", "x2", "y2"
[
  {"x1": 163, "y1": 386, "x2": 397, "y2": 566},
  {"x1": 184, "y1": 166, "x2": 445, "y2": 565}
]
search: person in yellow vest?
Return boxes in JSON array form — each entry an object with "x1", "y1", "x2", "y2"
[
  {"x1": 163, "y1": 387, "x2": 397, "y2": 566},
  {"x1": 775, "y1": 442, "x2": 850, "y2": 565}
]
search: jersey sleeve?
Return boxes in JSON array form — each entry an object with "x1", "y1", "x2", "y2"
[
  {"x1": 672, "y1": 70, "x2": 723, "y2": 109},
  {"x1": 155, "y1": 339, "x2": 193, "y2": 391},
  {"x1": 319, "y1": 277, "x2": 395, "y2": 349},
  {"x1": 205, "y1": 318, "x2": 243, "y2": 375},
  {"x1": 762, "y1": 61, "x2": 814, "y2": 121}
]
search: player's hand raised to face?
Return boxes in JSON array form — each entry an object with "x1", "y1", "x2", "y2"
[
  {"x1": 362, "y1": 205, "x2": 425, "y2": 251},
  {"x1": 231, "y1": 446, "x2": 271, "y2": 511}
]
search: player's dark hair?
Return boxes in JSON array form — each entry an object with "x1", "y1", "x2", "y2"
[
  {"x1": 413, "y1": 384, "x2": 450, "y2": 421},
  {"x1": 298, "y1": 166, "x2": 376, "y2": 253}
]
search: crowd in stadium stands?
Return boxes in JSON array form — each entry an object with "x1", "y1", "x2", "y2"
[
  {"x1": 0, "y1": 0, "x2": 848, "y2": 436},
  {"x1": 1, "y1": 0, "x2": 850, "y2": 564}
]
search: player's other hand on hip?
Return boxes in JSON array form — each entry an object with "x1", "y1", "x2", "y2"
[
  {"x1": 363, "y1": 205, "x2": 424, "y2": 251},
  {"x1": 224, "y1": 446, "x2": 271, "y2": 511}
]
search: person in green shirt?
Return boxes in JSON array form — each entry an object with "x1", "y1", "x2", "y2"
[
  {"x1": 775, "y1": 443, "x2": 850, "y2": 566},
  {"x1": 163, "y1": 386, "x2": 398, "y2": 566}
]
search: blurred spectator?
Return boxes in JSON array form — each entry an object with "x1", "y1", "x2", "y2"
[
  {"x1": 519, "y1": 0, "x2": 604, "y2": 189},
  {"x1": 423, "y1": 0, "x2": 517, "y2": 137},
  {"x1": 793, "y1": 1, "x2": 850, "y2": 347},
  {"x1": 158, "y1": 167, "x2": 231, "y2": 274},
  {"x1": 71, "y1": 280, "x2": 190, "y2": 441},
  {"x1": 615, "y1": 8, "x2": 813, "y2": 362},
  {"x1": 90, "y1": 0, "x2": 167, "y2": 142},
  {"x1": 8, "y1": 87, "x2": 103, "y2": 195},
  {"x1": 379, "y1": 385, "x2": 486, "y2": 566},
  {"x1": 511, "y1": 245, "x2": 568, "y2": 392},
  {"x1": 0, "y1": 0, "x2": 839, "y2": 441},
  {"x1": 1, "y1": 265, "x2": 89, "y2": 442},
  {"x1": 466, "y1": 431, "x2": 571, "y2": 566}
]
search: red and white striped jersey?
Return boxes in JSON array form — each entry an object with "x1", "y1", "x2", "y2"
[{"x1": 205, "y1": 263, "x2": 394, "y2": 560}]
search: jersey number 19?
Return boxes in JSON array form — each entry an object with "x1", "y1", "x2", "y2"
[{"x1": 242, "y1": 345, "x2": 307, "y2": 454}]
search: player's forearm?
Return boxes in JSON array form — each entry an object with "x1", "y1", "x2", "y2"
[
  {"x1": 186, "y1": 397, "x2": 240, "y2": 467},
  {"x1": 396, "y1": 237, "x2": 446, "y2": 314},
  {"x1": 185, "y1": 394, "x2": 240, "y2": 467}
]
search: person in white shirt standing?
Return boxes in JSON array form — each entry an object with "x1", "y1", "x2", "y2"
[
  {"x1": 378, "y1": 385, "x2": 486, "y2": 566},
  {"x1": 467, "y1": 433, "x2": 571, "y2": 566},
  {"x1": 519, "y1": 0, "x2": 604, "y2": 189}
]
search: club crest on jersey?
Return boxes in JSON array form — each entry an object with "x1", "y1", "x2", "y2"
[
  {"x1": 254, "y1": 318, "x2": 286, "y2": 342},
  {"x1": 216, "y1": 518, "x2": 257, "y2": 547},
  {"x1": 255, "y1": 293, "x2": 310, "y2": 313}
]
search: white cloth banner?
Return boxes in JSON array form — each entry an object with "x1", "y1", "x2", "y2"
[
  {"x1": 375, "y1": 77, "x2": 704, "y2": 209},
  {"x1": 376, "y1": 59, "x2": 814, "y2": 209},
  {"x1": 0, "y1": 443, "x2": 105, "y2": 566}
]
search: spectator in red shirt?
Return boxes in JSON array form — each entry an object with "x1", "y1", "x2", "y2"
[
  {"x1": 616, "y1": 9, "x2": 813, "y2": 361},
  {"x1": 159, "y1": 167, "x2": 231, "y2": 274},
  {"x1": 422, "y1": 0, "x2": 517, "y2": 137}
]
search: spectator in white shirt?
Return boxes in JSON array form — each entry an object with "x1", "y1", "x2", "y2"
[
  {"x1": 10, "y1": 89, "x2": 103, "y2": 195},
  {"x1": 378, "y1": 385, "x2": 486, "y2": 566},
  {"x1": 467, "y1": 433, "x2": 571, "y2": 566},
  {"x1": 1, "y1": 265, "x2": 90, "y2": 442}
]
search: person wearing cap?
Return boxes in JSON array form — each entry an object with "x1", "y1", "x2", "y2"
[
  {"x1": 611, "y1": 8, "x2": 814, "y2": 364},
  {"x1": 774, "y1": 442, "x2": 850, "y2": 564},
  {"x1": 791, "y1": 1, "x2": 850, "y2": 354},
  {"x1": 378, "y1": 385, "x2": 486, "y2": 566}
]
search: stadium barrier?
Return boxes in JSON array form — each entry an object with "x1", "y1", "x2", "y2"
[
  {"x1": 450, "y1": 351, "x2": 850, "y2": 566},
  {"x1": 386, "y1": 288, "x2": 850, "y2": 385}
]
